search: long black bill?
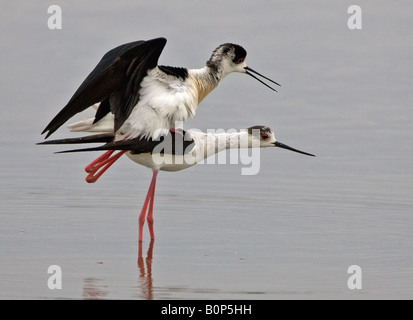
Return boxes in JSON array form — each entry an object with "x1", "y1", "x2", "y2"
[
  {"x1": 274, "y1": 141, "x2": 315, "y2": 157},
  {"x1": 244, "y1": 66, "x2": 281, "y2": 92}
]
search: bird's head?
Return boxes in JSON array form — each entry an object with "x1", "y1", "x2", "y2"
[
  {"x1": 247, "y1": 125, "x2": 315, "y2": 156},
  {"x1": 207, "y1": 43, "x2": 281, "y2": 91}
]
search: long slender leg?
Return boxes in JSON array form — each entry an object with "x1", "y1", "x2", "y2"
[
  {"x1": 84, "y1": 150, "x2": 126, "y2": 183},
  {"x1": 138, "y1": 170, "x2": 158, "y2": 242},
  {"x1": 147, "y1": 170, "x2": 158, "y2": 240},
  {"x1": 138, "y1": 179, "x2": 154, "y2": 242}
]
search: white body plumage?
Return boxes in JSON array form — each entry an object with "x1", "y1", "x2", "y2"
[
  {"x1": 69, "y1": 66, "x2": 220, "y2": 141},
  {"x1": 117, "y1": 67, "x2": 212, "y2": 140}
]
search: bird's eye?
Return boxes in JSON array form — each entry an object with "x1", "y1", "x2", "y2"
[
  {"x1": 236, "y1": 57, "x2": 245, "y2": 64},
  {"x1": 261, "y1": 133, "x2": 269, "y2": 140}
]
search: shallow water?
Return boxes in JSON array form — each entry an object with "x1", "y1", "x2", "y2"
[{"x1": 1, "y1": 1, "x2": 413, "y2": 299}]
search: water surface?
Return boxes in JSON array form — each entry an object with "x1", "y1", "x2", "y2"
[{"x1": 1, "y1": 1, "x2": 412, "y2": 299}]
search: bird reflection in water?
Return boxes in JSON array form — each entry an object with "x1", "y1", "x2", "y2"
[
  {"x1": 82, "y1": 277, "x2": 108, "y2": 300},
  {"x1": 80, "y1": 241, "x2": 154, "y2": 299},
  {"x1": 137, "y1": 240, "x2": 154, "y2": 300}
]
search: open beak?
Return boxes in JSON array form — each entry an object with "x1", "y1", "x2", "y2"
[
  {"x1": 273, "y1": 141, "x2": 315, "y2": 157},
  {"x1": 245, "y1": 66, "x2": 281, "y2": 92}
]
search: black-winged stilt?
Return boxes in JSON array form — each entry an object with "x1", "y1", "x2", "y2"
[
  {"x1": 40, "y1": 37, "x2": 280, "y2": 182},
  {"x1": 39, "y1": 125, "x2": 314, "y2": 241}
]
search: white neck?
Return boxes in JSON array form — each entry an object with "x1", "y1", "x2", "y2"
[{"x1": 191, "y1": 130, "x2": 253, "y2": 161}]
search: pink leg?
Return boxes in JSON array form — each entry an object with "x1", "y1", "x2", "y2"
[
  {"x1": 147, "y1": 171, "x2": 158, "y2": 240},
  {"x1": 138, "y1": 181, "x2": 154, "y2": 242},
  {"x1": 138, "y1": 170, "x2": 158, "y2": 242},
  {"x1": 169, "y1": 128, "x2": 184, "y2": 137},
  {"x1": 85, "y1": 150, "x2": 115, "y2": 173},
  {"x1": 84, "y1": 150, "x2": 126, "y2": 183}
]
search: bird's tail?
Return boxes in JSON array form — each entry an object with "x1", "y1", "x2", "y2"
[
  {"x1": 38, "y1": 132, "x2": 131, "y2": 183},
  {"x1": 37, "y1": 133, "x2": 114, "y2": 145},
  {"x1": 37, "y1": 133, "x2": 115, "y2": 153}
]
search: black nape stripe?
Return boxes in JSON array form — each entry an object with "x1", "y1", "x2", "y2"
[{"x1": 158, "y1": 65, "x2": 188, "y2": 80}]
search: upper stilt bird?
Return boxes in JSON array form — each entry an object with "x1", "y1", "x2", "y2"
[{"x1": 41, "y1": 37, "x2": 280, "y2": 181}]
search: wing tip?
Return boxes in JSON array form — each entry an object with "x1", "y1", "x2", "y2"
[
  {"x1": 41, "y1": 128, "x2": 55, "y2": 139},
  {"x1": 149, "y1": 37, "x2": 167, "y2": 49}
]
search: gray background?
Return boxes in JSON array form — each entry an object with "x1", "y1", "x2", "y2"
[{"x1": 0, "y1": 1, "x2": 412, "y2": 299}]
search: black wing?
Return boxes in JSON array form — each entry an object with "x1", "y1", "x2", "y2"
[
  {"x1": 42, "y1": 37, "x2": 167, "y2": 139},
  {"x1": 39, "y1": 130, "x2": 195, "y2": 156},
  {"x1": 37, "y1": 133, "x2": 114, "y2": 145}
]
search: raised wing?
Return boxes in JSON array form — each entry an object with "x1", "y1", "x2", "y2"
[
  {"x1": 42, "y1": 37, "x2": 167, "y2": 138},
  {"x1": 40, "y1": 130, "x2": 195, "y2": 156}
]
